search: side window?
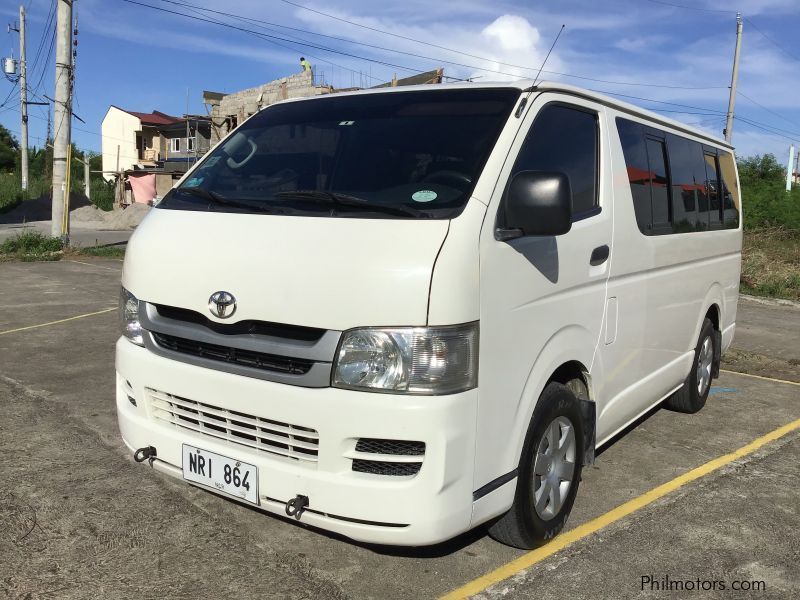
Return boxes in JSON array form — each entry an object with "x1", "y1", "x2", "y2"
[
  {"x1": 718, "y1": 151, "x2": 740, "y2": 229},
  {"x1": 617, "y1": 119, "x2": 672, "y2": 234},
  {"x1": 667, "y1": 134, "x2": 699, "y2": 233},
  {"x1": 645, "y1": 137, "x2": 671, "y2": 233},
  {"x1": 704, "y1": 151, "x2": 723, "y2": 229},
  {"x1": 691, "y1": 142, "x2": 710, "y2": 230},
  {"x1": 617, "y1": 119, "x2": 652, "y2": 232},
  {"x1": 511, "y1": 103, "x2": 599, "y2": 218},
  {"x1": 618, "y1": 117, "x2": 739, "y2": 235}
]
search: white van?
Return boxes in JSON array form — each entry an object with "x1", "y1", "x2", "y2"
[{"x1": 117, "y1": 80, "x2": 742, "y2": 548}]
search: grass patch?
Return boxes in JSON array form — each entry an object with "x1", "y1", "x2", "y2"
[
  {"x1": 72, "y1": 244, "x2": 126, "y2": 258},
  {"x1": 0, "y1": 230, "x2": 63, "y2": 261},
  {"x1": 0, "y1": 231, "x2": 126, "y2": 262},
  {"x1": 0, "y1": 173, "x2": 115, "y2": 213},
  {"x1": 741, "y1": 227, "x2": 800, "y2": 301},
  {"x1": 0, "y1": 173, "x2": 50, "y2": 213}
]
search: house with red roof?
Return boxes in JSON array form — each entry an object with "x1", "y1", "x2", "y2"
[{"x1": 100, "y1": 106, "x2": 211, "y2": 182}]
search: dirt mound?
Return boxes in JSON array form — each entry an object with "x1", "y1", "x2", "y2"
[
  {"x1": 0, "y1": 192, "x2": 93, "y2": 225},
  {"x1": 71, "y1": 205, "x2": 109, "y2": 223},
  {"x1": 104, "y1": 203, "x2": 151, "y2": 229},
  {"x1": 0, "y1": 193, "x2": 151, "y2": 230}
]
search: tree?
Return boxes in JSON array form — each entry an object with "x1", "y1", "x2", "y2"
[
  {"x1": 737, "y1": 154, "x2": 784, "y2": 184},
  {"x1": 0, "y1": 124, "x2": 19, "y2": 172}
]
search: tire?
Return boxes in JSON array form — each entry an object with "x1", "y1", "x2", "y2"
[
  {"x1": 664, "y1": 318, "x2": 716, "y2": 414},
  {"x1": 488, "y1": 382, "x2": 584, "y2": 549}
]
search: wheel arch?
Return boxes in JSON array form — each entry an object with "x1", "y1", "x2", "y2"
[
  {"x1": 696, "y1": 286, "x2": 724, "y2": 378},
  {"x1": 509, "y1": 326, "x2": 598, "y2": 475}
]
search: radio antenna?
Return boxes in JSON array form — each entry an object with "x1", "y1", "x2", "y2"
[
  {"x1": 534, "y1": 24, "x2": 565, "y2": 86},
  {"x1": 515, "y1": 24, "x2": 565, "y2": 118}
]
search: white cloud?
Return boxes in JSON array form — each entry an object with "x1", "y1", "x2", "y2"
[{"x1": 482, "y1": 15, "x2": 541, "y2": 52}]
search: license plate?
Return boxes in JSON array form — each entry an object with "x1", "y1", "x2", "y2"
[{"x1": 182, "y1": 444, "x2": 258, "y2": 505}]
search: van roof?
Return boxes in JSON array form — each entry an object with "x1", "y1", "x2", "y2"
[{"x1": 276, "y1": 79, "x2": 733, "y2": 151}]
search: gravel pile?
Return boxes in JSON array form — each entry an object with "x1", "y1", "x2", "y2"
[{"x1": 1, "y1": 194, "x2": 151, "y2": 230}]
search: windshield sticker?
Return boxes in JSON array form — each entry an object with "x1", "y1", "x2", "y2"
[
  {"x1": 203, "y1": 156, "x2": 221, "y2": 167},
  {"x1": 184, "y1": 177, "x2": 203, "y2": 188},
  {"x1": 412, "y1": 190, "x2": 438, "y2": 202}
]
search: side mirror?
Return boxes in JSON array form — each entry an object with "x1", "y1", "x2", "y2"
[{"x1": 497, "y1": 171, "x2": 572, "y2": 240}]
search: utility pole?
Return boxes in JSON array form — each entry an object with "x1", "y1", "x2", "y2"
[
  {"x1": 83, "y1": 156, "x2": 90, "y2": 199},
  {"x1": 787, "y1": 145, "x2": 795, "y2": 192},
  {"x1": 724, "y1": 13, "x2": 743, "y2": 144},
  {"x1": 17, "y1": 6, "x2": 28, "y2": 193},
  {"x1": 51, "y1": 0, "x2": 73, "y2": 241}
]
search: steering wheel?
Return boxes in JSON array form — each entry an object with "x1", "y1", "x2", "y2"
[{"x1": 421, "y1": 170, "x2": 473, "y2": 187}]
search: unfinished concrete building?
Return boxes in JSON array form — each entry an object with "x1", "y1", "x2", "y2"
[
  {"x1": 203, "y1": 68, "x2": 444, "y2": 145},
  {"x1": 204, "y1": 70, "x2": 332, "y2": 144}
]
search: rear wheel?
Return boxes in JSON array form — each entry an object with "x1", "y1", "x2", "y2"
[
  {"x1": 665, "y1": 318, "x2": 716, "y2": 414},
  {"x1": 488, "y1": 382, "x2": 584, "y2": 549}
]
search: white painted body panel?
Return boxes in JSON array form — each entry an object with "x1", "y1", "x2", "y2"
[
  {"x1": 595, "y1": 108, "x2": 742, "y2": 444},
  {"x1": 475, "y1": 92, "x2": 613, "y2": 494},
  {"x1": 117, "y1": 81, "x2": 742, "y2": 545},
  {"x1": 123, "y1": 209, "x2": 449, "y2": 330}
]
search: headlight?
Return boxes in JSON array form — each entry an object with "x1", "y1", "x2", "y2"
[
  {"x1": 332, "y1": 323, "x2": 478, "y2": 394},
  {"x1": 119, "y1": 287, "x2": 144, "y2": 346}
]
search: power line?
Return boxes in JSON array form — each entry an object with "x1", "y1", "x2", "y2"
[
  {"x1": 27, "y1": 0, "x2": 56, "y2": 88},
  {"x1": 31, "y1": 20, "x2": 57, "y2": 95},
  {"x1": 159, "y1": 0, "x2": 727, "y2": 90},
  {"x1": 734, "y1": 114, "x2": 800, "y2": 140},
  {"x1": 122, "y1": 0, "x2": 420, "y2": 81},
  {"x1": 588, "y1": 86, "x2": 800, "y2": 142},
  {"x1": 641, "y1": 1, "x2": 800, "y2": 65},
  {"x1": 1, "y1": 80, "x2": 19, "y2": 108},
  {"x1": 743, "y1": 17, "x2": 800, "y2": 65},
  {"x1": 641, "y1": 0, "x2": 735, "y2": 14},
  {"x1": 165, "y1": 0, "x2": 383, "y2": 84},
  {"x1": 586, "y1": 88, "x2": 727, "y2": 115},
  {"x1": 735, "y1": 116, "x2": 800, "y2": 144},
  {"x1": 270, "y1": 0, "x2": 728, "y2": 89},
  {"x1": 737, "y1": 90, "x2": 800, "y2": 131}
]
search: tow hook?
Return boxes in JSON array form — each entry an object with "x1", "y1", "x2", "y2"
[
  {"x1": 133, "y1": 446, "x2": 157, "y2": 465},
  {"x1": 285, "y1": 494, "x2": 309, "y2": 520}
]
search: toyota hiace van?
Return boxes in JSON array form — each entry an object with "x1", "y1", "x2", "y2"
[{"x1": 117, "y1": 81, "x2": 742, "y2": 548}]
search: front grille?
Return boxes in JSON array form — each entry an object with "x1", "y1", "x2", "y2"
[
  {"x1": 352, "y1": 460, "x2": 422, "y2": 477},
  {"x1": 148, "y1": 389, "x2": 319, "y2": 463},
  {"x1": 152, "y1": 332, "x2": 314, "y2": 376},
  {"x1": 355, "y1": 438, "x2": 425, "y2": 456},
  {"x1": 154, "y1": 304, "x2": 326, "y2": 341}
]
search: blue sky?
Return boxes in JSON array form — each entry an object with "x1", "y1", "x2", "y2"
[{"x1": 1, "y1": 0, "x2": 799, "y2": 163}]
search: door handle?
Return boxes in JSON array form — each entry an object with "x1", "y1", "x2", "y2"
[{"x1": 590, "y1": 245, "x2": 610, "y2": 266}]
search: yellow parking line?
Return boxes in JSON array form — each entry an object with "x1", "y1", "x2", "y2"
[
  {"x1": 720, "y1": 368, "x2": 800, "y2": 387},
  {"x1": 441, "y1": 417, "x2": 800, "y2": 600},
  {"x1": 0, "y1": 307, "x2": 116, "y2": 336}
]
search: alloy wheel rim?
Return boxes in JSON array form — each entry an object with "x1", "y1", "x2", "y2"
[
  {"x1": 532, "y1": 416, "x2": 576, "y2": 520},
  {"x1": 696, "y1": 336, "x2": 713, "y2": 396}
]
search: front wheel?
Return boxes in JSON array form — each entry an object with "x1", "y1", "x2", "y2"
[{"x1": 488, "y1": 382, "x2": 584, "y2": 549}]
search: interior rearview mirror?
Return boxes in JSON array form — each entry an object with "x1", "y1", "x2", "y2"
[{"x1": 496, "y1": 171, "x2": 573, "y2": 240}]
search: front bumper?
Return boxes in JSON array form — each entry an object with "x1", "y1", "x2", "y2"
[{"x1": 116, "y1": 338, "x2": 478, "y2": 546}]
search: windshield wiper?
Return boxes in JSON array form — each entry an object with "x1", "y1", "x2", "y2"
[
  {"x1": 177, "y1": 186, "x2": 280, "y2": 213},
  {"x1": 274, "y1": 190, "x2": 426, "y2": 218}
]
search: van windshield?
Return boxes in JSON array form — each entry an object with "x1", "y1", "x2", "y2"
[{"x1": 158, "y1": 88, "x2": 519, "y2": 219}]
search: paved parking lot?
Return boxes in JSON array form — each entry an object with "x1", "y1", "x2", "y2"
[{"x1": 1, "y1": 259, "x2": 798, "y2": 599}]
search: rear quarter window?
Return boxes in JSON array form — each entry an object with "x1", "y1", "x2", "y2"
[{"x1": 616, "y1": 116, "x2": 740, "y2": 235}]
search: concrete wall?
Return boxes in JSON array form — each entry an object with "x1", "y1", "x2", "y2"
[
  {"x1": 101, "y1": 106, "x2": 140, "y2": 182},
  {"x1": 163, "y1": 124, "x2": 212, "y2": 160},
  {"x1": 210, "y1": 70, "x2": 331, "y2": 143}
]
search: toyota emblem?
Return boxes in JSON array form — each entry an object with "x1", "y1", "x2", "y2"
[{"x1": 208, "y1": 291, "x2": 236, "y2": 319}]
